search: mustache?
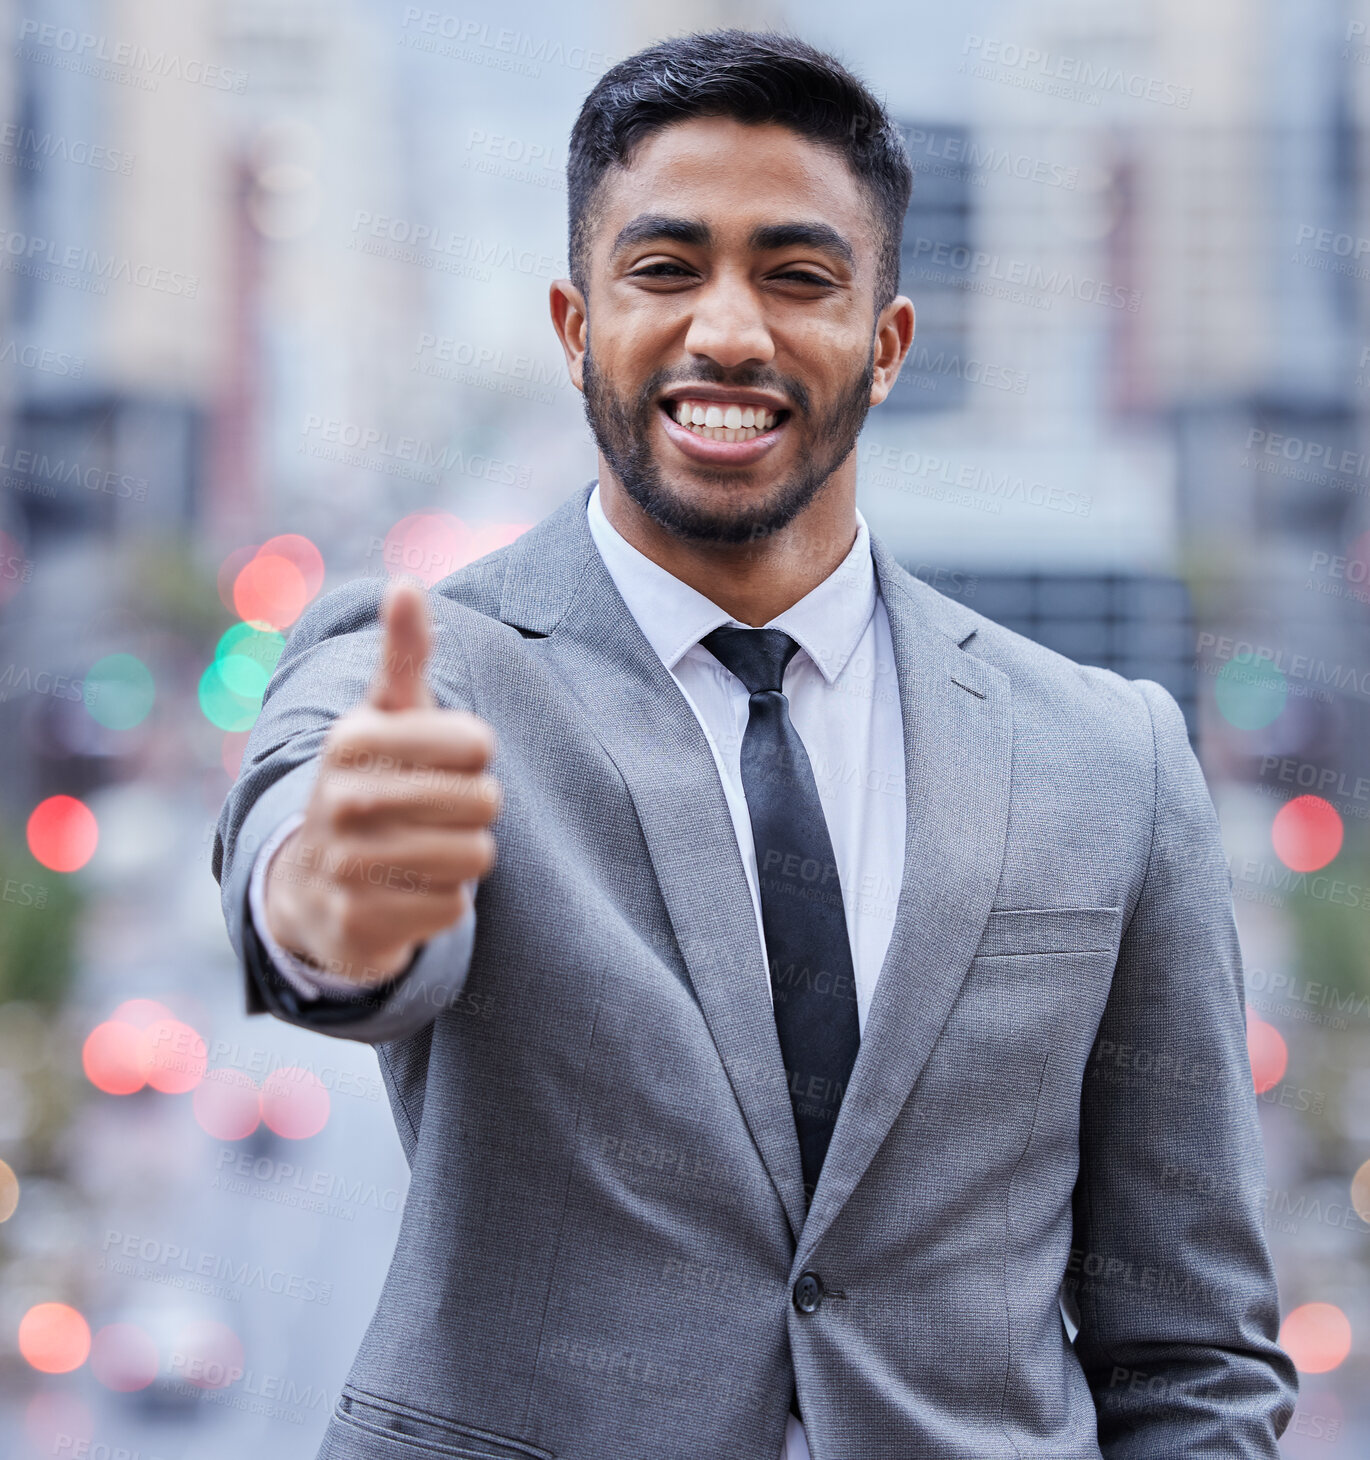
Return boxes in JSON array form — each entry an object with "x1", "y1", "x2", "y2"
[{"x1": 638, "y1": 365, "x2": 811, "y2": 418}]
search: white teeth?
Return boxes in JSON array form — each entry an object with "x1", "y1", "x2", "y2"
[{"x1": 667, "y1": 399, "x2": 781, "y2": 442}]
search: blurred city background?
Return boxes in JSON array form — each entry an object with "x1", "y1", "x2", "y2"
[{"x1": 0, "y1": 0, "x2": 1368, "y2": 1454}]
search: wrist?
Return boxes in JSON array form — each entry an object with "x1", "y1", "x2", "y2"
[
  {"x1": 262, "y1": 829, "x2": 312, "y2": 956},
  {"x1": 259, "y1": 826, "x2": 423, "y2": 988}
]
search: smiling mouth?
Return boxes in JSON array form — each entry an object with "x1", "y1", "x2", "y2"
[{"x1": 659, "y1": 397, "x2": 790, "y2": 443}]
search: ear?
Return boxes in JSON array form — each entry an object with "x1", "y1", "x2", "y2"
[
  {"x1": 869, "y1": 295, "x2": 916, "y2": 407},
  {"x1": 549, "y1": 278, "x2": 589, "y2": 392}
]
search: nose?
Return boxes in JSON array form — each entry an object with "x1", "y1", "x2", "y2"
[{"x1": 682, "y1": 269, "x2": 776, "y2": 369}]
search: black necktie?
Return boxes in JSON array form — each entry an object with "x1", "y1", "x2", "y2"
[{"x1": 701, "y1": 626, "x2": 861, "y2": 1206}]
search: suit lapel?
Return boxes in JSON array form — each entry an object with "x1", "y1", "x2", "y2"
[
  {"x1": 495, "y1": 486, "x2": 810, "y2": 1243},
  {"x1": 794, "y1": 539, "x2": 1014, "y2": 1265}
]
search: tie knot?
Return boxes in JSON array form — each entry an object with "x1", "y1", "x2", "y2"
[{"x1": 701, "y1": 626, "x2": 800, "y2": 696}]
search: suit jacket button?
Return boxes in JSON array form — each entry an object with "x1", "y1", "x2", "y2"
[{"x1": 793, "y1": 1272, "x2": 823, "y2": 1313}]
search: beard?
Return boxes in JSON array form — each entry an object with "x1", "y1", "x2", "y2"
[{"x1": 580, "y1": 341, "x2": 875, "y2": 546}]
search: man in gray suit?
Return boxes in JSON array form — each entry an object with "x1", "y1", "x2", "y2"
[{"x1": 213, "y1": 29, "x2": 1298, "y2": 1460}]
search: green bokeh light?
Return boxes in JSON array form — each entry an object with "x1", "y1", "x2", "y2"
[
  {"x1": 1215, "y1": 652, "x2": 1287, "y2": 730},
  {"x1": 214, "y1": 623, "x2": 284, "y2": 700},
  {"x1": 84, "y1": 653, "x2": 156, "y2": 730},
  {"x1": 199, "y1": 659, "x2": 262, "y2": 732}
]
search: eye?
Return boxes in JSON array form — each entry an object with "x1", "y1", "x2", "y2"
[
  {"x1": 628, "y1": 262, "x2": 695, "y2": 279},
  {"x1": 773, "y1": 269, "x2": 835, "y2": 287}
]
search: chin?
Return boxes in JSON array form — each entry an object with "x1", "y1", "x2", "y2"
[{"x1": 630, "y1": 459, "x2": 823, "y2": 546}]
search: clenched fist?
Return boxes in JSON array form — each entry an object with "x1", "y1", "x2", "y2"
[{"x1": 262, "y1": 580, "x2": 501, "y2": 987}]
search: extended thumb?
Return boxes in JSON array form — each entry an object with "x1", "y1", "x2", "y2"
[{"x1": 369, "y1": 580, "x2": 434, "y2": 711}]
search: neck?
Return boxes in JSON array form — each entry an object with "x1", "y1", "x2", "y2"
[{"x1": 597, "y1": 462, "x2": 859, "y2": 626}]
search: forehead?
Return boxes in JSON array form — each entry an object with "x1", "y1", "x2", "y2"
[{"x1": 590, "y1": 115, "x2": 873, "y2": 262}]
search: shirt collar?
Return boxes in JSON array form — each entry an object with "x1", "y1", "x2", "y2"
[{"x1": 585, "y1": 482, "x2": 877, "y2": 686}]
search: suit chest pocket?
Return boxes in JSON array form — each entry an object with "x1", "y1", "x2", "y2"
[
  {"x1": 973, "y1": 905, "x2": 1122, "y2": 960},
  {"x1": 944, "y1": 905, "x2": 1124, "y2": 1077}
]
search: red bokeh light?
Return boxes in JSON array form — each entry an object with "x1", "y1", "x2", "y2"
[
  {"x1": 383, "y1": 511, "x2": 467, "y2": 587},
  {"x1": 381, "y1": 513, "x2": 530, "y2": 588},
  {"x1": 261, "y1": 1066, "x2": 330, "y2": 1139},
  {"x1": 1246, "y1": 1012, "x2": 1288, "y2": 1094},
  {"x1": 82, "y1": 1021, "x2": 145, "y2": 1095},
  {"x1": 469, "y1": 520, "x2": 532, "y2": 557},
  {"x1": 233, "y1": 553, "x2": 309, "y2": 631},
  {"x1": 1280, "y1": 1302, "x2": 1353, "y2": 1373},
  {"x1": 193, "y1": 1068, "x2": 261, "y2": 1141},
  {"x1": 1271, "y1": 796, "x2": 1343, "y2": 872},
  {"x1": 221, "y1": 536, "x2": 322, "y2": 624},
  {"x1": 217, "y1": 544, "x2": 259, "y2": 614},
  {"x1": 258, "y1": 533, "x2": 324, "y2": 599},
  {"x1": 19, "y1": 1304, "x2": 91, "y2": 1374},
  {"x1": 90, "y1": 1322, "x2": 159, "y2": 1392},
  {"x1": 27, "y1": 795, "x2": 98, "y2": 872},
  {"x1": 138, "y1": 1018, "x2": 206, "y2": 1094}
]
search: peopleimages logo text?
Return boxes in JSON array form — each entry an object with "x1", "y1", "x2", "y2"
[
  {"x1": 0, "y1": 228, "x2": 197, "y2": 296},
  {"x1": 15, "y1": 18, "x2": 248, "y2": 92},
  {"x1": 962, "y1": 35, "x2": 1192, "y2": 108}
]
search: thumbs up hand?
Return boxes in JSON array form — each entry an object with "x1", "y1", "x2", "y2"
[{"x1": 262, "y1": 580, "x2": 501, "y2": 988}]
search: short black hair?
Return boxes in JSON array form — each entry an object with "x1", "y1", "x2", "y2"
[{"x1": 567, "y1": 30, "x2": 912, "y2": 312}]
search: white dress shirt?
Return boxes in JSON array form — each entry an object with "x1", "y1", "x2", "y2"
[{"x1": 250, "y1": 483, "x2": 908, "y2": 1457}]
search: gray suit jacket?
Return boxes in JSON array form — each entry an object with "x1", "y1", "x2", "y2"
[{"x1": 213, "y1": 482, "x2": 1297, "y2": 1460}]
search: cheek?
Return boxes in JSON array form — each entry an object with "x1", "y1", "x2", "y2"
[
  {"x1": 605, "y1": 288, "x2": 690, "y2": 341},
  {"x1": 775, "y1": 317, "x2": 873, "y2": 379},
  {"x1": 793, "y1": 360, "x2": 873, "y2": 419},
  {"x1": 594, "y1": 312, "x2": 680, "y2": 383}
]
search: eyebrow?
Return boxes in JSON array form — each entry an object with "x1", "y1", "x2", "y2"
[
  {"x1": 748, "y1": 222, "x2": 855, "y2": 270},
  {"x1": 609, "y1": 214, "x2": 856, "y2": 270}
]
